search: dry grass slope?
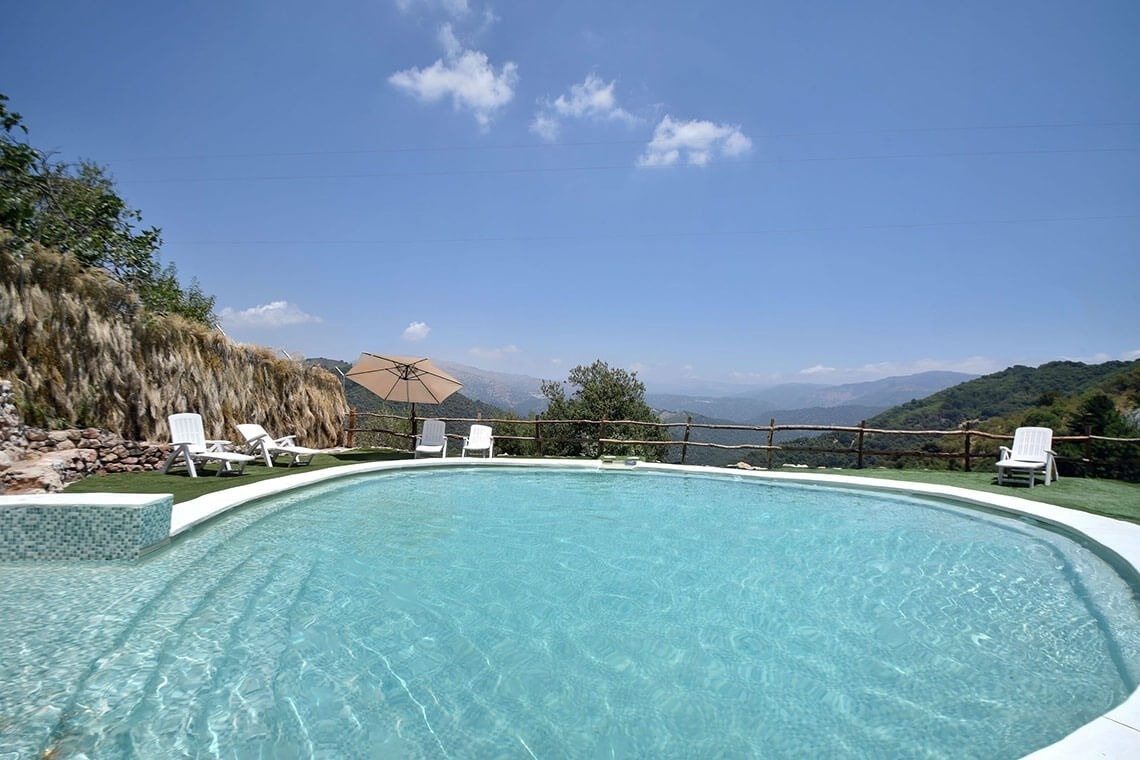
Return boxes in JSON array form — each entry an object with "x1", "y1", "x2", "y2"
[{"x1": 0, "y1": 235, "x2": 344, "y2": 446}]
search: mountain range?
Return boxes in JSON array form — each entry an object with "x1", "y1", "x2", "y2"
[{"x1": 434, "y1": 361, "x2": 975, "y2": 424}]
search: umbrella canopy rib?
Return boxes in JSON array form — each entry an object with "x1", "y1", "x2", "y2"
[{"x1": 344, "y1": 353, "x2": 463, "y2": 406}]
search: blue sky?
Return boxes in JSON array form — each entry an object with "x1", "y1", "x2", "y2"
[{"x1": 3, "y1": 1, "x2": 1138, "y2": 391}]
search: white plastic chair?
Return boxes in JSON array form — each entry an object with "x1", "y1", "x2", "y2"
[
  {"x1": 162, "y1": 413, "x2": 255, "y2": 477},
  {"x1": 415, "y1": 419, "x2": 448, "y2": 458},
  {"x1": 236, "y1": 423, "x2": 322, "y2": 467},
  {"x1": 462, "y1": 424, "x2": 494, "y2": 458},
  {"x1": 995, "y1": 426, "x2": 1059, "y2": 487}
]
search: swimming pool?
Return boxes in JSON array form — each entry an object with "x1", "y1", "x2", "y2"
[{"x1": 2, "y1": 464, "x2": 1139, "y2": 758}]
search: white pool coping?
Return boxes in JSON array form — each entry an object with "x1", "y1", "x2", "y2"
[{"x1": 168, "y1": 458, "x2": 1140, "y2": 758}]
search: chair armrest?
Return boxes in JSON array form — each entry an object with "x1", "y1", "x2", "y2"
[
  {"x1": 206, "y1": 439, "x2": 232, "y2": 451},
  {"x1": 275, "y1": 435, "x2": 298, "y2": 446},
  {"x1": 997, "y1": 446, "x2": 1012, "y2": 460}
]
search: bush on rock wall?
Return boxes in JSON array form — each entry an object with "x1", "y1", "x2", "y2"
[{"x1": 0, "y1": 236, "x2": 344, "y2": 446}]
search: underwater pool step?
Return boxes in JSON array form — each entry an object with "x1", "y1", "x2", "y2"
[{"x1": 37, "y1": 552, "x2": 313, "y2": 758}]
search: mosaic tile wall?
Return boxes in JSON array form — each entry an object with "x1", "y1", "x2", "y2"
[{"x1": 0, "y1": 496, "x2": 173, "y2": 561}]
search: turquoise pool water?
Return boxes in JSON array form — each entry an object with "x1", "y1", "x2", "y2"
[{"x1": 2, "y1": 468, "x2": 1138, "y2": 758}]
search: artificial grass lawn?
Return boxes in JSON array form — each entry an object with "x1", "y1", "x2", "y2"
[
  {"x1": 64, "y1": 452, "x2": 1140, "y2": 525},
  {"x1": 816, "y1": 468, "x2": 1140, "y2": 525},
  {"x1": 64, "y1": 449, "x2": 410, "y2": 504}
]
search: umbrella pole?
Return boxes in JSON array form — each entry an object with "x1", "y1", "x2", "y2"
[{"x1": 409, "y1": 403, "x2": 417, "y2": 453}]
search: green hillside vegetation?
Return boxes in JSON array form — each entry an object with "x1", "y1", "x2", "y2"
[
  {"x1": 757, "y1": 360, "x2": 1140, "y2": 480},
  {"x1": 1, "y1": 94, "x2": 212, "y2": 325},
  {"x1": 1, "y1": 94, "x2": 344, "y2": 445}
]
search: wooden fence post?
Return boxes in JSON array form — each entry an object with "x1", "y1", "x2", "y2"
[
  {"x1": 346, "y1": 408, "x2": 356, "y2": 448},
  {"x1": 409, "y1": 409, "x2": 417, "y2": 452},
  {"x1": 598, "y1": 418, "x2": 606, "y2": 458},
  {"x1": 963, "y1": 421, "x2": 972, "y2": 472},
  {"x1": 767, "y1": 418, "x2": 775, "y2": 470},
  {"x1": 681, "y1": 415, "x2": 692, "y2": 464},
  {"x1": 856, "y1": 420, "x2": 866, "y2": 469},
  {"x1": 535, "y1": 416, "x2": 543, "y2": 458}
]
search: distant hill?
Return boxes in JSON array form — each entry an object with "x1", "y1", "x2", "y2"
[
  {"x1": 434, "y1": 360, "x2": 547, "y2": 416},
  {"x1": 647, "y1": 371, "x2": 976, "y2": 424},
  {"x1": 766, "y1": 359, "x2": 1140, "y2": 475},
  {"x1": 659, "y1": 405, "x2": 889, "y2": 465},
  {"x1": 869, "y1": 361, "x2": 1139, "y2": 429},
  {"x1": 432, "y1": 362, "x2": 975, "y2": 422}
]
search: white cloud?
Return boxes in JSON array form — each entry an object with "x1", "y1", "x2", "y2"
[
  {"x1": 395, "y1": 0, "x2": 471, "y2": 17},
  {"x1": 219, "y1": 301, "x2": 321, "y2": 328},
  {"x1": 1059, "y1": 349, "x2": 1140, "y2": 364},
  {"x1": 637, "y1": 115, "x2": 752, "y2": 167},
  {"x1": 469, "y1": 344, "x2": 519, "y2": 359},
  {"x1": 799, "y1": 365, "x2": 837, "y2": 376},
  {"x1": 531, "y1": 74, "x2": 636, "y2": 141},
  {"x1": 389, "y1": 27, "x2": 517, "y2": 128},
  {"x1": 848, "y1": 356, "x2": 1003, "y2": 378},
  {"x1": 403, "y1": 321, "x2": 432, "y2": 341},
  {"x1": 529, "y1": 112, "x2": 560, "y2": 141}
]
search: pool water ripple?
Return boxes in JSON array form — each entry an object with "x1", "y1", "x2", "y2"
[{"x1": 2, "y1": 467, "x2": 1139, "y2": 758}]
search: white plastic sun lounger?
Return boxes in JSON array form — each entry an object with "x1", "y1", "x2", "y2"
[
  {"x1": 995, "y1": 426, "x2": 1059, "y2": 487},
  {"x1": 461, "y1": 424, "x2": 494, "y2": 458},
  {"x1": 415, "y1": 419, "x2": 448, "y2": 458},
  {"x1": 236, "y1": 423, "x2": 323, "y2": 467},
  {"x1": 162, "y1": 413, "x2": 255, "y2": 478}
]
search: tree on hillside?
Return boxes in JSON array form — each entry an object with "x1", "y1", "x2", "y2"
[
  {"x1": 0, "y1": 93, "x2": 215, "y2": 325},
  {"x1": 540, "y1": 360, "x2": 671, "y2": 460}
]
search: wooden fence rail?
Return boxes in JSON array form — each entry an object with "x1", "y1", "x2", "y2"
[{"x1": 342, "y1": 409, "x2": 1139, "y2": 474}]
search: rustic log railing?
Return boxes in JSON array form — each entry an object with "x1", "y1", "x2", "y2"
[{"x1": 343, "y1": 410, "x2": 1140, "y2": 475}]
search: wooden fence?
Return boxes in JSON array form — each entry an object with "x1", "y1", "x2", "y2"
[{"x1": 343, "y1": 410, "x2": 1140, "y2": 475}]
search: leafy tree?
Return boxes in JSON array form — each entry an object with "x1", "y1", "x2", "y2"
[
  {"x1": 540, "y1": 360, "x2": 671, "y2": 460},
  {"x1": 0, "y1": 93, "x2": 38, "y2": 238},
  {"x1": 0, "y1": 92, "x2": 216, "y2": 326},
  {"x1": 1069, "y1": 392, "x2": 1125, "y2": 437}
]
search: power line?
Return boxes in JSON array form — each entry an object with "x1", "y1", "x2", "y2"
[
  {"x1": 163, "y1": 212, "x2": 1140, "y2": 247},
  {"x1": 121, "y1": 146, "x2": 1140, "y2": 184},
  {"x1": 106, "y1": 120, "x2": 1140, "y2": 163}
]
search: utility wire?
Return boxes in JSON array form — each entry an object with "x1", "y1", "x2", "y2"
[
  {"x1": 121, "y1": 146, "x2": 1140, "y2": 185},
  {"x1": 163, "y1": 212, "x2": 1140, "y2": 247},
  {"x1": 106, "y1": 120, "x2": 1140, "y2": 163}
]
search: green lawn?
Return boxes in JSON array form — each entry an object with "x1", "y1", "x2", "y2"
[
  {"x1": 809, "y1": 467, "x2": 1140, "y2": 524},
  {"x1": 65, "y1": 450, "x2": 410, "y2": 504},
  {"x1": 64, "y1": 453, "x2": 1140, "y2": 524}
]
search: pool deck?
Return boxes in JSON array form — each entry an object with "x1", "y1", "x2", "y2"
[{"x1": 167, "y1": 458, "x2": 1140, "y2": 758}]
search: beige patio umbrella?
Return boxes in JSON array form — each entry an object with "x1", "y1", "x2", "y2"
[{"x1": 344, "y1": 354, "x2": 463, "y2": 447}]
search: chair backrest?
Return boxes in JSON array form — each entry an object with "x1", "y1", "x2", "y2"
[
  {"x1": 420, "y1": 419, "x2": 446, "y2": 445},
  {"x1": 467, "y1": 424, "x2": 492, "y2": 448},
  {"x1": 168, "y1": 413, "x2": 208, "y2": 452},
  {"x1": 1011, "y1": 427, "x2": 1053, "y2": 461},
  {"x1": 236, "y1": 423, "x2": 270, "y2": 445}
]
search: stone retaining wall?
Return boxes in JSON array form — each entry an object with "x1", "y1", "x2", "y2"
[{"x1": 0, "y1": 380, "x2": 170, "y2": 494}]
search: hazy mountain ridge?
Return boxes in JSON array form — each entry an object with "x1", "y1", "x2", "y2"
[
  {"x1": 434, "y1": 360, "x2": 547, "y2": 416},
  {"x1": 430, "y1": 363, "x2": 975, "y2": 423},
  {"x1": 647, "y1": 371, "x2": 975, "y2": 423}
]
